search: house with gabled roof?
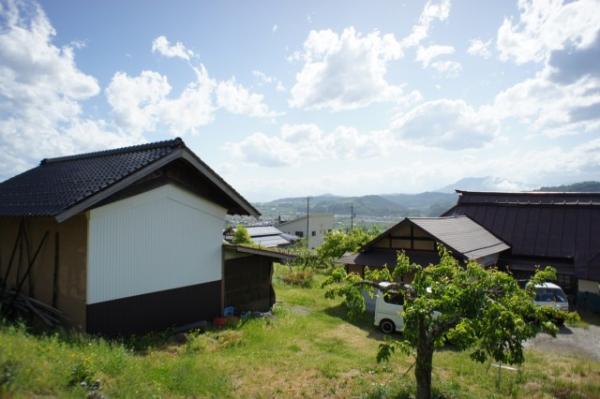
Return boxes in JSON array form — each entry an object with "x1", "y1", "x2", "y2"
[
  {"x1": 444, "y1": 190, "x2": 600, "y2": 312},
  {"x1": 340, "y1": 215, "x2": 509, "y2": 275},
  {"x1": 0, "y1": 138, "x2": 284, "y2": 335}
]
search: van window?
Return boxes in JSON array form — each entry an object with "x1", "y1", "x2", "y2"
[
  {"x1": 383, "y1": 292, "x2": 404, "y2": 305},
  {"x1": 535, "y1": 288, "x2": 567, "y2": 303}
]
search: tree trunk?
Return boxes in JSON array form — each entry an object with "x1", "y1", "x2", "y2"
[{"x1": 415, "y1": 317, "x2": 434, "y2": 399}]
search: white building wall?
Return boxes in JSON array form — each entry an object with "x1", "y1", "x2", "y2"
[
  {"x1": 579, "y1": 279, "x2": 600, "y2": 295},
  {"x1": 279, "y1": 214, "x2": 335, "y2": 249},
  {"x1": 87, "y1": 184, "x2": 226, "y2": 304}
]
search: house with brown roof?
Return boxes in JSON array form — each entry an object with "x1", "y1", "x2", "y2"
[
  {"x1": 340, "y1": 215, "x2": 510, "y2": 276},
  {"x1": 0, "y1": 138, "x2": 284, "y2": 335},
  {"x1": 443, "y1": 190, "x2": 600, "y2": 312}
]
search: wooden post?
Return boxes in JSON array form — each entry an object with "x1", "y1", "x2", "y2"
[{"x1": 52, "y1": 232, "x2": 60, "y2": 308}]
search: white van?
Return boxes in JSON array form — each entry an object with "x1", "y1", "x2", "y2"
[
  {"x1": 534, "y1": 282, "x2": 569, "y2": 312},
  {"x1": 373, "y1": 282, "x2": 404, "y2": 334}
]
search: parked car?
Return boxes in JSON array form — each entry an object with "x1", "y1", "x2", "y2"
[
  {"x1": 534, "y1": 282, "x2": 569, "y2": 312},
  {"x1": 373, "y1": 282, "x2": 405, "y2": 334}
]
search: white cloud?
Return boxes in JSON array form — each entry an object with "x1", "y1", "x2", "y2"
[
  {"x1": 489, "y1": 72, "x2": 600, "y2": 136},
  {"x1": 497, "y1": 0, "x2": 600, "y2": 64},
  {"x1": 416, "y1": 44, "x2": 455, "y2": 67},
  {"x1": 151, "y1": 35, "x2": 194, "y2": 60},
  {"x1": 106, "y1": 65, "x2": 216, "y2": 135},
  {"x1": 226, "y1": 123, "x2": 392, "y2": 167},
  {"x1": 216, "y1": 77, "x2": 282, "y2": 118},
  {"x1": 106, "y1": 65, "x2": 281, "y2": 134},
  {"x1": 401, "y1": 0, "x2": 451, "y2": 48},
  {"x1": 467, "y1": 38, "x2": 492, "y2": 59},
  {"x1": 287, "y1": 1, "x2": 453, "y2": 111},
  {"x1": 0, "y1": 0, "x2": 136, "y2": 179},
  {"x1": 391, "y1": 99, "x2": 497, "y2": 150},
  {"x1": 430, "y1": 60, "x2": 462, "y2": 77},
  {"x1": 289, "y1": 27, "x2": 412, "y2": 111},
  {"x1": 252, "y1": 70, "x2": 286, "y2": 92}
]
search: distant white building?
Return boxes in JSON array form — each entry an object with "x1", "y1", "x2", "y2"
[
  {"x1": 225, "y1": 225, "x2": 299, "y2": 248},
  {"x1": 277, "y1": 214, "x2": 335, "y2": 249}
]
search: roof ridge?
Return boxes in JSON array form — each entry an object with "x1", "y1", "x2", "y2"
[
  {"x1": 457, "y1": 189, "x2": 600, "y2": 196},
  {"x1": 40, "y1": 137, "x2": 184, "y2": 165}
]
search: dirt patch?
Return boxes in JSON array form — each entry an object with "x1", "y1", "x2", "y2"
[
  {"x1": 290, "y1": 305, "x2": 311, "y2": 316},
  {"x1": 526, "y1": 324, "x2": 600, "y2": 361}
]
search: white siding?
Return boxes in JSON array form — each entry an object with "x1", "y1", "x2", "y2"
[
  {"x1": 279, "y1": 214, "x2": 335, "y2": 249},
  {"x1": 87, "y1": 184, "x2": 226, "y2": 304}
]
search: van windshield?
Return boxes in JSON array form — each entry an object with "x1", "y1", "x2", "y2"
[
  {"x1": 383, "y1": 292, "x2": 404, "y2": 305},
  {"x1": 535, "y1": 288, "x2": 567, "y2": 303}
]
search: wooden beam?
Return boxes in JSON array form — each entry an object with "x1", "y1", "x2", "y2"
[{"x1": 52, "y1": 232, "x2": 60, "y2": 308}]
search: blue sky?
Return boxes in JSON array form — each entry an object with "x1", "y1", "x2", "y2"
[{"x1": 1, "y1": 0, "x2": 599, "y2": 201}]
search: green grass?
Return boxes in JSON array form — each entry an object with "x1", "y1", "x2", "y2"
[{"x1": 0, "y1": 268, "x2": 599, "y2": 398}]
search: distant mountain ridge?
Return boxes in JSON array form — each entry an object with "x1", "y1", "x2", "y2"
[
  {"x1": 254, "y1": 179, "x2": 600, "y2": 220},
  {"x1": 255, "y1": 191, "x2": 457, "y2": 219},
  {"x1": 536, "y1": 181, "x2": 600, "y2": 192}
]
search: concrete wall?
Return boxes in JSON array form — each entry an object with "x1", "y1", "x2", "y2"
[
  {"x1": 279, "y1": 214, "x2": 334, "y2": 249},
  {"x1": 87, "y1": 183, "x2": 227, "y2": 305},
  {"x1": 0, "y1": 215, "x2": 87, "y2": 329}
]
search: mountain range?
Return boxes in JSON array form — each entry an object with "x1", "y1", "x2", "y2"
[{"x1": 254, "y1": 178, "x2": 600, "y2": 219}]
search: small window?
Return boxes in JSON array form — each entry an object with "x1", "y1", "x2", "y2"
[
  {"x1": 312, "y1": 231, "x2": 316, "y2": 236},
  {"x1": 295, "y1": 231, "x2": 304, "y2": 238},
  {"x1": 383, "y1": 292, "x2": 404, "y2": 305}
]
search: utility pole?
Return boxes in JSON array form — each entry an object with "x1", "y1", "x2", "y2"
[
  {"x1": 350, "y1": 204, "x2": 355, "y2": 231},
  {"x1": 306, "y1": 196, "x2": 310, "y2": 248}
]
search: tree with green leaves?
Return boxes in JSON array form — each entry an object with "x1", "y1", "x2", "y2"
[
  {"x1": 317, "y1": 226, "x2": 380, "y2": 260},
  {"x1": 323, "y1": 247, "x2": 571, "y2": 399},
  {"x1": 231, "y1": 224, "x2": 252, "y2": 245}
]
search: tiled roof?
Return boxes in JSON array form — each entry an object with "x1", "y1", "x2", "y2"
[
  {"x1": 362, "y1": 216, "x2": 509, "y2": 261},
  {"x1": 409, "y1": 216, "x2": 510, "y2": 260},
  {"x1": 446, "y1": 191, "x2": 600, "y2": 280},
  {"x1": 0, "y1": 138, "x2": 259, "y2": 219}
]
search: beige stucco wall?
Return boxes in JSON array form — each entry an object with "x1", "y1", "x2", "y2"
[
  {"x1": 0, "y1": 215, "x2": 87, "y2": 329},
  {"x1": 579, "y1": 279, "x2": 600, "y2": 295}
]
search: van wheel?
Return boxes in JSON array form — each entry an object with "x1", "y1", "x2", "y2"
[{"x1": 380, "y1": 319, "x2": 395, "y2": 334}]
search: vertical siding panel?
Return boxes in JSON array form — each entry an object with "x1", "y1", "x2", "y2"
[{"x1": 87, "y1": 184, "x2": 226, "y2": 304}]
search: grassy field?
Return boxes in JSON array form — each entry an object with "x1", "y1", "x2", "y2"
[{"x1": 1, "y1": 267, "x2": 599, "y2": 398}]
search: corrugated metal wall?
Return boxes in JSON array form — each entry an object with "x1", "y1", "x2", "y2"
[{"x1": 87, "y1": 184, "x2": 226, "y2": 304}]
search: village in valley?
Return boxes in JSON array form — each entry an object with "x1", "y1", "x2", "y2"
[{"x1": 1, "y1": 0, "x2": 600, "y2": 398}]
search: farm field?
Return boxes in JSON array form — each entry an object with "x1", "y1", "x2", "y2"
[{"x1": 1, "y1": 267, "x2": 599, "y2": 398}]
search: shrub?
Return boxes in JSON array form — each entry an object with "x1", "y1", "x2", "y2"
[
  {"x1": 0, "y1": 359, "x2": 19, "y2": 391},
  {"x1": 232, "y1": 225, "x2": 252, "y2": 245},
  {"x1": 280, "y1": 267, "x2": 314, "y2": 287},
  {"x1": 68, "y1": 360, "x2": 103, "y2": 397},
  {"x1": 185, "y1": 333, "x2": 214, "y2": 354},
  {"x1": 215, "y1": 330, "x2": 244, "y2": 348}
]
